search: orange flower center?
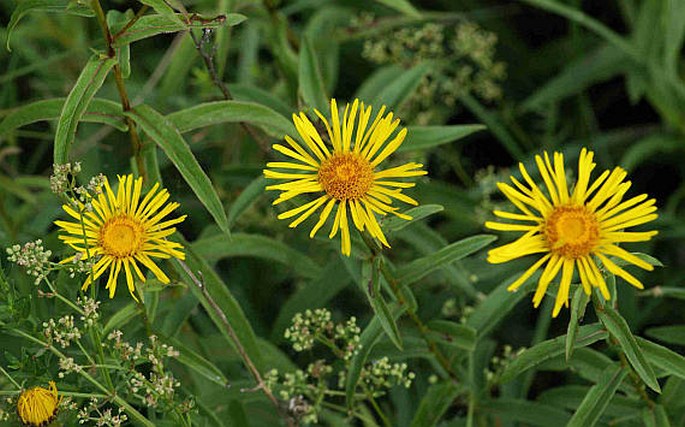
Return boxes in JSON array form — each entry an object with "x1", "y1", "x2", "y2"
[
  {"x1": 544, "y1": 205, "x2": 600, "y2": 259},
  {"x1": 100, "y1": 215, "x2": 144, "y2": 258},
  {"x1": 318, "y1": 153, "x2": 374, "y2": 200}
]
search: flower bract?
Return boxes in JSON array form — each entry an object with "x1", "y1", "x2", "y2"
[
  {"x1": 264, "y1": 98, "x2": 427, "y2": 255},
  {"x1": 17, "y1": 381, "x2": 59, "y2": 427},
  {"x1": 485, "y1": 148, "x2": 658, "y2": 317},
  {"x1": 55, "y1": 174, "x2": 186, "y2": 300}
]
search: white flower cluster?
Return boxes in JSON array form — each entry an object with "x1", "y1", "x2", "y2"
[
  {"x1": 77, "y1": 296, "x2": 100, "y2": 327},
  {"x1": 77, "y1": 398, "x2": 128, "y2": 427},
  {"x1": 6, "y1": 240, "x2": 52, "y2": 285},
  {"x1": 50, "y1": 162, "x2": 81, "y2": 194},
  {"x1": 58, "y1": 357, "x2": 83, "y2": 378},
  {"x1": 43, "y1": 315, "x2": 82, "y2": 348}
]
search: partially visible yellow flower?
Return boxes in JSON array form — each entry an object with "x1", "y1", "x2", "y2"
[
  {"x1": 17, "y1": 381, "x2": 60, "y2": 427},
  {"x1": 55, "y1": 174, "x2": 186, "y2": 300},
  {"x1": 485, "y1": 148, "x2": 658, "y2": 317},
  {"x1": 264, "y1": 99, "x2": 427, "y2": 256}
]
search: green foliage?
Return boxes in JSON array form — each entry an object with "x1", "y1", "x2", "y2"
[{"x1": 0, "y1": 0, "x2": 683, "y2": 425}]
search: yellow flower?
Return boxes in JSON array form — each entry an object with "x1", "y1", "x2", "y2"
[
  {"x1": 485, "y1": 148, "x2": 658, "y2": 317},
  {"x1": 17, "y1": 381, "x2": 60, "y2": 427},
  {"x1": 56, "y1": 174, "x2": 186, "y2": 300},
  {"x1": 264, "y1": 99, "x2": 427, "y2": 255}
]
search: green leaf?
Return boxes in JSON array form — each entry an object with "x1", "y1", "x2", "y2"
[
  {"x1": 345, "y1": 304, "x2": 405, "y2": 408},
  {"x1": 103, "y1": 302, "x2": 138, "y2": 334},
  {"x1": 173, "y1": 239, "x2": 264, "y2": 371},
  {"x1": 500, "y1": 324, "x2": 608, "y2": 383},
  {"x1": 566, "y1": 286, "x2": 590, "y2": 361},
  {"x1": 227, "y1": 176, "x2": 267, "y2": 227},
  {"x1": 272, "y1": 262, "x2": 351, "y2": 342},
  {"x1": 114, "y1": 14, "x2": 246, "y2": 46},
  {"x1": 6, "y1": 0, "x2": 68, "y2": 50},
  {"x1": 126, "y1": 104, "x2": 230, "y2": 235},
  {"x1": 521, "y1": 45, "x2": 627, "y2": 112},
  {"x1": 374, "y1": 0, "x2": 421, "y2": 17},
  {"x1": 361, "y1": 258, "x2": 402, "y2": 350},
  {"x1": 396, "y1": 235, "x2": 496, "y2": 286},
  {"x1": 567, "y1": 364, "x2": 628, "y2": 427},
  {"x1": 597, "y1": 305, "x2": 660, "y2": 392},
  {"x1": 642, "y1": 405, "x2": 673, "y2": 427},
  {"x1": 481, "y1": 398, "x2": 572, "y2": 426},
  {"x1": 466, "y1": 273, "x2": 531, "y2": 337},
  {"x1": 459, "y1": 93, "x2": 524, "y2": 159},
  {"x1": 54, "y1": 55, "x2": 117, "y2": 164},
  {"x1": 298, "y1": 36, "x2": 328, "y2": 113},
  {"x1": 228, "y1": 83, "x2": 294, "y2": 118},
  {"x1": 167, "y1": 336, "x2": 230, "y2": 387},
  {"x1": 646, "y1": 326, "x2": 685, "y2": 347},
  {"x1": 426, "y1": 320, "x2": 477, "y2": 352},
  {"x1": 191, "y1": 233, "x2": 321, "y2": 279},
  {"x1": 537, "y1": 384, "x2": 641, "y2": 416},
  {"x1": 0, "y1": 98, "x2": 126, "y2": 139},
  {"x1": 372, "y1": 62, "x2": 431, "y2": 111},
  {"x1": 167, "y1": 100, "x2": 295, "y2": 139},
  {"x1": 409, "y1": 382, "x2": 460, "y2": 427},
  {"x1": 383, "y1": 204, "x2": 444, "y2": 233},
  {"x1": 637, "y1": 337, "x2": 685, "y2": 381},
  {"x1": 138, "y1": 0, "x2": 183, "y2": 24},
  {"x1": 398, "y1": 125, "x2": 485, "y2": 152}
]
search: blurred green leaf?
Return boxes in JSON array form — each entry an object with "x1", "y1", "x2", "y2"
[
  {"x1": 597, "y1": 304, "x2": 660, "y2": 392},
  {"x1": 409, "y1": 382, "x2": 460, "y2": 427},
  {"x1": 54, "y1": 55, "x2": 117, "y2": 164},
  {"x1": 398, "y1": 125, "x2": 485, "y2": 152},
  {"x1": 383, "y1": 204, "x2": 444, "y2": 234},
  {"x1": 191, "y1": 233, "x2": 321, "y2": 279},
  {"x1": 567, "y1": 364, "x2": 627, "y2": 427},
  {"x1": 356, "y1": 63, "x2": 431, "y2": 111},
  {"x1": 362, "y1": 258, "x2": 403, "y2": 350},
  {"x1": 459, "y1": 93, "x2": 524, "y2": 159},
  {"x1": 566, "y1": 286, "x2": 590, "y2": 361},
  {"x1": 7, "y1": 0, "x2": 68, "y2": 50},
  {"x1": 426, "y1": 320, "x2": 476, "y2": 352},
  {"x1": 126, "y1": 104, "x2": 230, "y2": 235},
  {"x1": 103, "y1": 302, "x2": 138, "y2": 334},
  {"x1": 642, "y1": 405, "x2": 673, "y2": 427},
  {"x1": 646, "y1": 326, "x2": 685, "y2": 347},
  {"x1": 375, "y1": 0, "x2": 421, "y2": 18},
  {"x1": 481, "y1": 398, "x2": 572, "y2": 426},
  {"x1": 298, "y1": 36, "x2": 329, "y2": 112},
  {"x1": 168, "y1": 100, "x2": 295, "y2": 139},
  {"x1": 500, "y1": 324, "x2": 608, "y2": 383},
  {"x1": 168, "y1": 336, "x2": 230, "y2": 388},
  {"x1": 138, "y1": 0, "x2": 183, "y2": 24},
  {"x1": 227, "y1": 176, "x2": 266, "y2": 227},
  {"x1": 397, "y1": 235, "x2": 496, "y2": 286}
]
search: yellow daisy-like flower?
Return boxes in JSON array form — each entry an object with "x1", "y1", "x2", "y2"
[
  {"x1": 485, "y1": 148, "x2": 658, "y2": 317},
  {"x1": 263, "y1": 99, "x2": 427, "y2": 255},
  {"x1": 17, "y1": 381, "x2": 60, "y2": 427},
  {"x1": 55, "y1": 174, "x2": 186, "y2": 300}
]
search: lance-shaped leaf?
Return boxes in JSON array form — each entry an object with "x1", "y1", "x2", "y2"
[
  {"x1": 298, "y1": 36, "x2": 328, "y2": 113},
  {"x1": 114, "y1": 14, "x2": 246, "y2": 46},
  {"x1": 398, "y1": 125, "x2": 486, "y2": 152},
  {"x1": 54, "y1": 55, "x2": 117, "y2": 164},
  {"x1": 566, "y1": 286, "x2": 590, "y2": 361},
  {"x1": 567, "y1": 364, "x2": 627, "y2": 427},
  {"x1": 126, "y1": 104, "x2": 230, "y2": 234}
]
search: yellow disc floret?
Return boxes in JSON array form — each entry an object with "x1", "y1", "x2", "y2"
[
  {"x1": 100, "y1": 216, "x2": 145, "y2": 258},
  {"x1": 318, "y1": 153, "x2": 374, "y2": 201},
  {"x1": 17, "y1": 381, "x2": 59, "y2": 427},
  {"x1": 544, "y1": 205, "x2": 600, "y2": 259}
]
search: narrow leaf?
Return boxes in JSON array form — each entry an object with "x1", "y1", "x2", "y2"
[
  {"x1": 167, "y1": 100, "x2": 295, "y2": 139},
  {"x1": 167, "y1": 337, "x2": 230, "y2": 387},
  {"x1": 597, "y1": 305, "x2": 660, "y2": 392},
  {"x1": 191, "y1": 233, "x2": 321, "y2": 279},
  {"x1": 566, "y1": 286, "x2": 590, "y2": 361},
  {"x1": 7, "y1": 0, "x2": 68, "y2": 50},
  {"x1": 567, "y1": 364, "x2": 628, "y2": 427},
  {"x1": 114, "y1": 14, "x2": 246, "y2": 46},
  {"x1": 374, "y1": 0, "x2": 421, "y2": 17},
  {"x1": 298, "y1": 36, "x2": 328, "y2": 112},
  {"x1": 138, "y1": 0, "x2": 183, "y2": 24},
  {"x1": 637, "y1": 337, "x2": 685, "y2": 381},
  {"x1": 126, "y1": 104, "x2": 230, "y2": 234},
  {"x1": 103, "y1": 303, "x2": 138, "y2": 334},
  {"x1": 383, "y1": 204, "x2": 444, "y2": 233},
  {"x1": 500, "y1": 324, "x2": 608, "y2": 383},
  {"x1": 54, "y1": 55, "x2": 117, "y2": 164},
  {"x1": 646, "y1": 326, "x2": 685, "y2": 347},
  {"x1": 427, "y1": 320, "x2": 477, "y2": 352},
  {"x1": 396, "y1": 235, "x2": 496, "y2": 286},
  {"x1": 0, "y1": 98, "x2": 126, "y2": 138},
  {"x1": 398, "y1": 125, "x2": 485, "y2": 152},
  {"x1": 227, "y1": 176, "x2": 266, "y2": 227},
  {"x1": 481, "y1": 398, "x2": 572, "y2": 426},
  {"x1": 409, "y1": 382, "x2": 460, "y2": 427},
  {"x1": 361, "y1": 258, "x2": 402, "y2": 350}
]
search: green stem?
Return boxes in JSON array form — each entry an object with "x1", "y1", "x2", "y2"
[
  {"x1": 362, "y1": 384, "x2": 391, "y2": 427},
  {"x1": 0, "y1": 365, "x2": 21, "y2": 389}
]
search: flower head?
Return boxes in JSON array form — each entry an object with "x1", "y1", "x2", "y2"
[
  {"x1": 55, "y1": 174, "x2": 186, "y2": 300},
  {"x1": 485, "y1": 148, "x2": 658, "y2": 317},
  {"x1": 17, "y1": 381, "x2": 60, "y2": 426},
  {"x1": 264, "y1": 99, "x2": 427, "y2": 255}
]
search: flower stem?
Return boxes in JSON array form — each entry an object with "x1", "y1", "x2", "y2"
[{"x1": 0, "y1": 365, "x2": 21, "y2": 389}]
